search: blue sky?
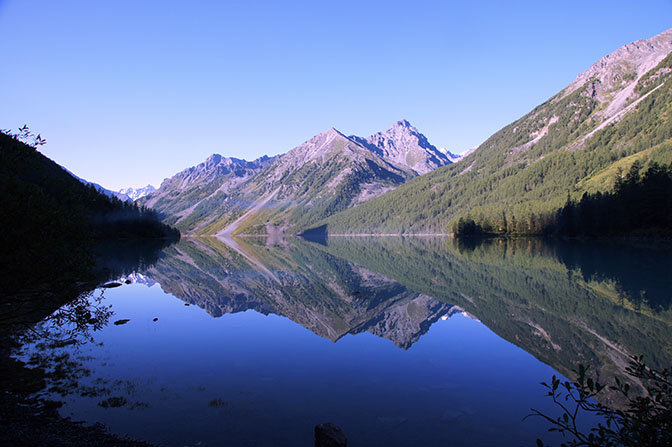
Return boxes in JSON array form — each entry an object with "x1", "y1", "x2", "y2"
[{"x1": 1, "y1": 0, "x2": 671, "y2": 190}]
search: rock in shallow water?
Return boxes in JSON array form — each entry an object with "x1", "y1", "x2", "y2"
[{"x1": 315, "y1": 422, "x2": 347, "y2": 447}]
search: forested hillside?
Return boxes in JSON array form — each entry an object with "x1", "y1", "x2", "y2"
[
  {"x1": 319, "y1": 30, "x2": 672, "y2": 235},
  {"x1": 0, "y1": 131, "x2": 179, "y2": 291},
  {"x1": 452, "y1": 161, "x2": 672, "y2": 236}
]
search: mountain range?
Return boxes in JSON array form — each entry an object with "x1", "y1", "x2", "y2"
[
  {"x1": 69, "y1": 175, "x2": 155, "y2": 203},
  {"x1": 321, "y1": 28, "x2": 672, "y2": 234},
  {"x1": 118, "y1": 184, "x2": 156, "y2": 201},
  {"x1": 138, "y1": 27, "x2": 672, "y2": 236},
  {"x1": 141, "y1": 120, "x2": 459, "y2": 235}
]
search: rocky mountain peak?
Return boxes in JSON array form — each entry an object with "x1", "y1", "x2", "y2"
[
  {"x1": 205, "y1": 153, "x2": 222, "y2": 163},
  {"x1": 326, "y1": 127, "x2": 346, "y2": 137},
  {"x1": 118, "y1": 184, "x2": 156, "y2": 201},
  {"x1": 150, "y1": 153, "x2": 274, "y2": 199},
  {"x1": 145, "y1": 120, "x2": 450, "y2": 234},
  {"x1": 393, "y1": 119, "x2": 412, "y2": 128},
  {"x1": 563, "y1": 27, "x2": 672, "y2": 112},
  {"x1": 360, "y1": 119, "x2": 453, "y2": 174},
  {"x1": 278, "y1": 127, "x2": 355, "y2": 167},
  {"x1": 203, "y1": 153, "x2": 246, "y2": 168},
  {"x1": 438, "y1": 147, "x2": 463, "y2": 163}
]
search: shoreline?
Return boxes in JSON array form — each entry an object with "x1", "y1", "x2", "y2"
[{"x1": 0, "y1": 286, "x2": 155, "y2": 447}]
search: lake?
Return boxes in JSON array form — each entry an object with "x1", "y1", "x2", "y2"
[{"x1": 13, "y1": 236, "x2": 672, "y2": 446}]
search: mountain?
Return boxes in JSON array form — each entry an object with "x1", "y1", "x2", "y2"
[
  {"x1": 350, "y1": 119, "x2": 455, "y2": 174},
  {"x1": 66, "y1": 170, "x2": 131, "y2": 202},
  {"x1": 118, "y1": 184, "x2": 156, "y2": 201},
  {"x1": 438, "y1": 147, "x2": 463, "y2": 163},
  {"x1": 145, "y1": 120, "x2": 448, "y2": 235},
  {"x1": 206, "y1": 127, "x2": 416, "y2": 235},
  {"x1": 141, "y1": 154, "x2": 275, "y2": 231},
  {"x1": 320, "y1": 28, "x2": 672, "y2": 235}
]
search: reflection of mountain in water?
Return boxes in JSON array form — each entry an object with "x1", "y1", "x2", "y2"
[
  {"x1": 140, "y1": 235, "x2": 672, "y2": 403},
  {"x1": 142, "y1": 237, "x2": 456, "y2": 349},
  {"x1": 320, "y1": 236, "x2": 672, "y2": 405}
]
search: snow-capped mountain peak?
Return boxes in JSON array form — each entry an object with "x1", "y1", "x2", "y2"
[{"x1": 118, "y1": 184, "x2": 157, "y2": 201}]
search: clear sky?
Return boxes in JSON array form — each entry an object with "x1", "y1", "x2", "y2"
[{"x1": 1, "y1": 1, "x2": 671, "y2": 190}]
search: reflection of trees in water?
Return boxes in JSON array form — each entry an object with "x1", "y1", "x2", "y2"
[
  {"x1": 5, "y1": 238, "x2": 177, "y2": 410},
  {"x1": 16, "y1": 289, "x2": 112, "y2": 400},
  {"x1": 455, "y1": 237, "x2": 672, "y2": 311},
  {"x1": 21, "y1": 290, "x2": 113, "y2": 347},
  {"x1": 15, "y1": 289, "x2": 147, "y2": 409},
  {"x1": 318, "y1": 236, "x2": 672, "y2": 405},
  {"x1": 554, "y1": 240, "x2": 672, "y2": 311},
  {"x1": 93, "y1": 239, "x2": 175, "y2": 282}
]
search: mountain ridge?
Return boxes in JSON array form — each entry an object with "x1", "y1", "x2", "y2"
[
  {"x1": 350, "y1": 119, "x2": 456, "y2": 174},
  {"x1": 118, "y1": 184, "x2": 156, "y2": 201},
  {"x1": 318, "y1": 27, "x2": 672, "y2": 235},
  {"x1": 142, "y1": 120, "x2": 453, "y2": 234}
]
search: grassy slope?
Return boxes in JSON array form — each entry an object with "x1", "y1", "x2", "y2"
[{"x1": 320, "y1": 54, "x2": 672, "y2": 234}]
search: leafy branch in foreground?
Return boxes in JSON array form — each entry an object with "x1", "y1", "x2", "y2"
[
  {"x1": 1, "y1": 124, "x2": 47, "y2": 148},
  {"x1": 530, "y1": 356, "x2": 672, "y2": 446}
]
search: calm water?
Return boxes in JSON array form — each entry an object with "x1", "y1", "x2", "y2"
[{"x1": 15, "y1": 237, "x2": 672, "y2": 446}]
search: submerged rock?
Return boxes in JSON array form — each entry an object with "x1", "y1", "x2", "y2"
[
  {"x1": 440, "y1": 408, "x2": 466, "y2": 423},
  {"x1": 376, "y1": 416, "x2": 407, "y2": 427},
  {"x1": 98, "y1": 396, "x2": 128, "y2": 408},
  {"x1": 315, "y1": 422, "x2": 347, "y2": 447}
]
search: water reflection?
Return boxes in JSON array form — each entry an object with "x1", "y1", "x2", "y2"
[
  {"x1": 10, "y1": 235, "x2": 672, "y2": 446},
  {"x1": 142, "y1": 236, "x2": 457, "y2": 349},
  {"x1": 134, "y1": 235, "x2": 672, "y2": 400},
  {"x1": 0, "y1": 237, "x2": 177, "y2": 446},
  {"x1": 321, "y1": 236, "x2": 672, "y2": 401},
  {"x1": 1, "y1": 238, "x2": 175, "y2": 343}
]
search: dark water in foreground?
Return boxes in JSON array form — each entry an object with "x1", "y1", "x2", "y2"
[{"x1": 15, "y1": 237, "x2": 672, "y2": 446}]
